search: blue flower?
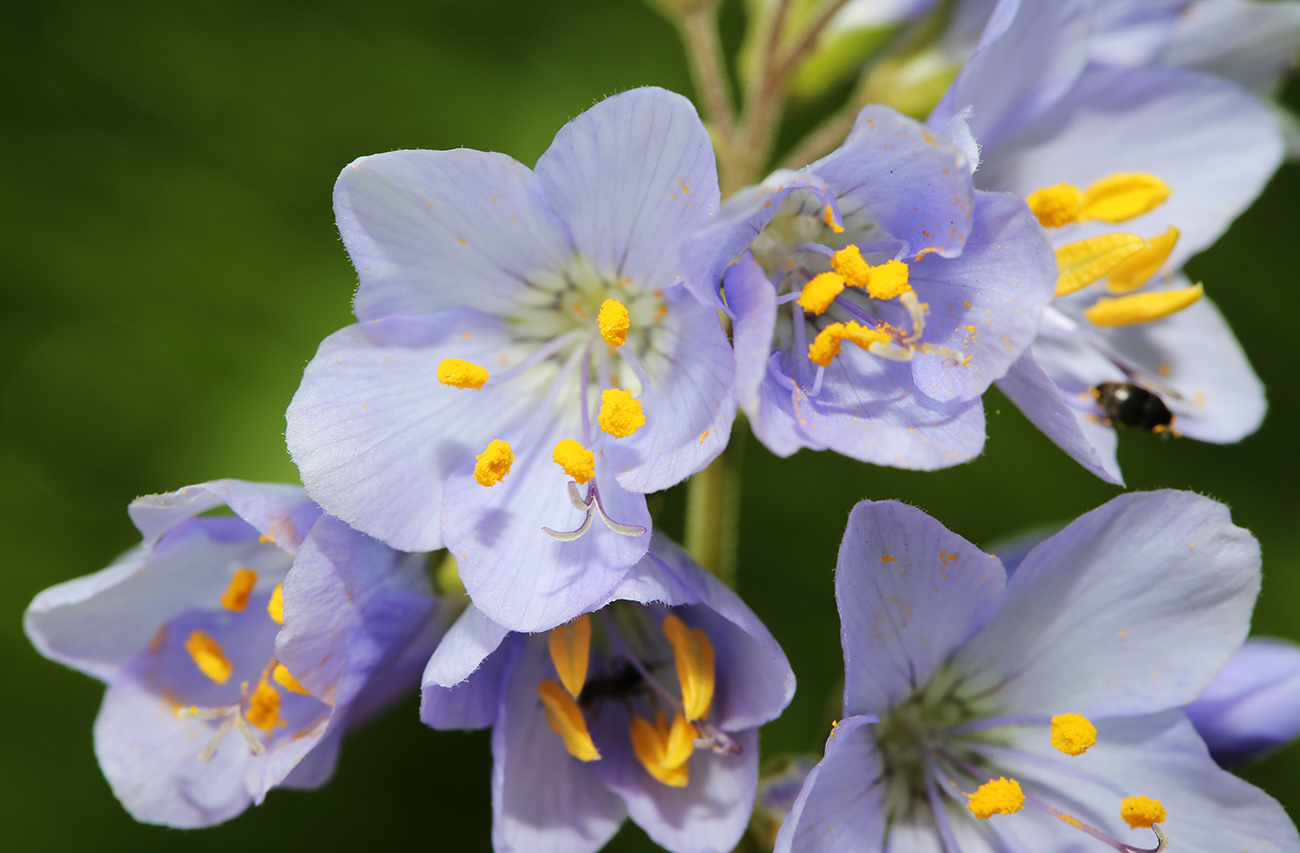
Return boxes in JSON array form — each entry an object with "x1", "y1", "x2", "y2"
[
  {"x1": 776, "y1": 491, "x2": 1299, "y2": 853},
  {"x1": 287, "y1": 87, "x2": 735, "y2": 633},
  {"x1": 1186, "y1": 637, "x2": 1300, "y2": 767},
  {"x1": 421, "y1": 533, "x2": 795, "y2": 853},
  {"x1": 24, "y1": 480, "x2": 444, "y2": 828},
  {"x1": 684, "y1": 106, "x2": 1055, "y2": 468}
]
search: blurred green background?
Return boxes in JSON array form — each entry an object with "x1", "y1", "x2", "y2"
[{"x1": 3, "y1": 1, "x2": 1298, "y2": 849}]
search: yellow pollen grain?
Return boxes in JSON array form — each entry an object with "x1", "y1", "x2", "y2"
[
  {"x1": 629, "y1": 710, "x2": 696, "y2": 787},
  {"x1": 597, "y1": 299, "x2": 630, "y2": 347},
  {"x1": 267, "y1": 584, "x2": 284, "y2": 625},
  {"x1": 1026, "y1": 183, "x2": 1084, "y2": 227},
  {"x1": 220, "y1": 568, "x2": 258, "y2": 612},
  {"x1": 809, "y1": 323, "x2": 847, "y2": 367},
  {"x1": 184, "y1": 630, "x2": 233, "y2": 685},
  {"x1": 1050, "y1": 713, "x2": 1097, "y2": 756},
  {"x1": 437, "y1": 358, "x2": 489, "y2": 389},
  {"x1": 473, "y1": 439, "x2": 514, "y2": 486},
  {"x1": 598, "y1": 389, "x2": 645, "y2": 438},
  {"x1": 548, "y1": 614, "x2": 592, "y2": 699},
  {"x1": 822, "y1": 204, "x2": 845, "y2": 234},
  {"x1": 1085, "y1": 283, "x2": 1203, "y2": 327},
  {"x1": 966, "y1": 777, "x2": 1025, "y2": 819},
  {"x1": 797, "y1": 271, "x2": 846, "y2": 314},
  {"x1": 538, "y1": 679, "x2": 601, "y2": 762},
  {"x1": 272, "y1": 663, "x2": 311, "y2": 696},
  {"x1": 864, "y1": 260, "x2": 911, "y2": 300},
  {"x1": 1120, "y1": 796, "x2": 1167, "y2": 829},
  {"x1": 552, "y1": 437, "x2": 595, "y2": 484},
  {"x1": 1081, "y1": 173, "x2": 1171, "y2": 223},
  {"x1": 662, "y1": 613, "x2": 715, "y2": 722},
  {"x1": 1107, "y1": 226, "x2": 1180, "y2": 294},
  {"x1": 830, "y1": 244, "x2": 873, "y2": 289},
  {"x1": 246, "y1": 679, "x2": 282, "y2": 733},
  {"x1": 1055, "y1": 233, "x2": 1148, "y2": 296}
]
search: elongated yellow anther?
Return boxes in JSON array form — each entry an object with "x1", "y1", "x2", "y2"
[
  {"x1": 548, "y1": 614, "x2": 592, "y2": 698},
  {"x1": 473, "y1": 439, "x2": 514, "y2": 486},
  {"x1": 1081, "y1": 173, "x2": 1171, "y2": 223},
  {"x1": 822, "y1": 204, "x2": 845, "y2": 234},
  {"x1": 808, "y1": 323, "x2": 847, "y2": 367},
  {"x1": 1050, "y1": 713, "x2": 1097, "y2": 756},
  {"x1": 598, "y1": 299, "x2": 630, "y2": 347},
  {"x1": 220, "y1": 568, "x2": 258, "y2": 612},
  {"x1": 1120, "y1": 796, "x2": 1167, "y2": 829},
  {"x1": 797, "y1": 272, "x2": 846, "y2": 315},
  {"x1": 1107, "y1": 226, "x2": 1180, "y2": 294},
  {"x1": 843, "y1": 321, "x2": 892, "y2": 351},
  {"x1": 184, "y1": 630, "x2": 233, "y2": 685},
  {"x1": 966, "y1": 777, "x2": 1025, "y2": 819},
  {"x1": 865, "y1": 259, "x2": 911, "y2": 300},
  {"x1": 831, "y1": 244, "x2": 873, "y2": 288},
  {"x1": 273, "y1": 663, "x2": 311, "y2": 696},
  {"x1": 246, "y1": 679, "x2": 282, "y2": 732},
  {"x1": 1027, "y1": 183, "x2": 1084, "y2": 228},
  {"x1": 538, "y1": 680, "x2": 601, "y2": 762},
  {"x1": 1085, "y1": 283, "x2": 1203, "y2": 327},
  {"x1": 552, "y1": 438, "x2": 596, "y2": 485},
  {"x1": 598, "y1": 389, "x2": 645, "y2": 438},
  {"x1": 662, "y1": 614, "x2": 715, "y2": 721},
  {"x1": 438, "y1": 358, "x2": 489, "y2": 389},
  {"x1": 629, "y1": 711, "x2": 696, "y2": 787},
  {"x1": 1055, "y1": 233, "x2": 1148, "y2": 296},
  {"x1": 267, "y1": 583, "x2": 284, "y2": 625}
]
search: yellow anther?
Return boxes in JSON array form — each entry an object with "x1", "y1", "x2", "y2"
[
  {"x1": 843, "y1": 321, "x2": 892, "y2": 351},
  {"x1": 473, "y1": 439, "x2": 514, "y2": 486},
  {"x1": 598, "y1": 389, "x2": 645, "y2": 438},
  {"x1": 1081, "y1": 173, "x2": 1171, "y2": 223},
  {"x1": 966, "y1": 777, "x2": 1026, "y2": 819},
  {"x1": 809, "y1": 324, "x2": 847, "y2": 367},
  {"x1": 830, "y1": 244, "x2": 873, "y2": 288},
  {"x1": 184, "y1": 630, "x2": 233, "y2": 685},
  {"x1": 797, "y1": 272, "x2": 846, "y2": 315},
  {"x1": 1055, "y1": 233, "x2": 1148, "y2": 296},
  {"x1": 1084, "y1": 283, "x2": 1203, "y2": 327},
  {"x1": 822, "y1": 204, "x2": 845, "y2": 234},
  {"x1": 1050, "y1": 713, "x2": 1097, "y2": 756},
  {"x1": 864, "y1": 259, "x2": 911, "y2": 300},
  {"x1": 552, "y1": 438, "x2": 596, "y2": 485},
  {"x1": 548, "y1": 614, "x2": 592, "y2": 699},
  {"x1": 272, "y1": 663, "x2": 311, "y2": 696},
  {"x1": 629, "y1": 711, "x2": 696, "y2": 787},
  {"x1": 246, "y1": 679, "x2": 282, "y2": 733},
  {"x1": 662, "y1": 613, "x2": 715, "y2": 722},
  {"x1": 267, "y1": 584, "x2": 284, "y2": 625},
  {"x1": 538, "y1": 679, "x2": 601, "y2": 762},
  {"x1": 598, "y1": 299, "x2": 630, "y2": 347},
  {"x1": 1107, "y1": 226, "x2": 1180, "y2": 294},
  {"x1": 1120, "y1": 796, "x2": 1167, "y2": 829},
  {"x1": 220, "y1": 568, "x2": 258, "y2": 612},
  {"x1": 437, "y1": 358, "x2": 489, "y2": 389},
  {"x1": 1027, "y1": 183, "x2": 1084, "y2": 228}
]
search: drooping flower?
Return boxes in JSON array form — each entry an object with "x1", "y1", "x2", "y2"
[
  {"x1": 421, "y1": 533, "x2": 795, "y2": 853},
  {"x1": 776, "y1": 492, "x2": 1300, "y2": 852},
  {"x1": 1185, "y1": 637, "x2": 1300, "y2": 767},
  {"x1": 683, "y1": 106, "x2": 1056, "y2": 468},
  {"x1": 927, "y1": 0, "x2": 1283, "y2": 482},
  {"x1": 287, "y1": 87, "x2": 734, "y2": 633},
  {"x1": 24, "y1": 480, "x2": 444, "y2": 827}
]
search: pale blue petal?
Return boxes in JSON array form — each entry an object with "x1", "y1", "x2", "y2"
[
  {"x1": 723, "y1": 255, "x2": 777, "y2": 414},
  {"x1": 774, "y1": 716, "x2": 886, "y2": 853},
  {"x1": 1186, "y1": 637, "x2": 1300, "y2": 766},
  {"x1": 128, "y1": 480, "x2": 318, "y2": 550},
  {"x1": 1161, "y1": 0, "x2": 1300, "y2": 96},
  {"x1": 1088, "y1": 0, "x2": 1186, "y2": 67},
  {"x1": 421, "y1": 604, "x2": 511, "y2": 730}
]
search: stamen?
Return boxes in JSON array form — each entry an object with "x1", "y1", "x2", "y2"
[
  {"x1": 797, "y1": 271, "x2": 846, "y2": 315},
  {"x1": 966, "y1": 776, "x2": 1025, "y2": 819},
  {"x1": 246, "y1": 679, "x2": 282, "y2": 733},
  {"x1": 808, "y1": 321, "x2": 894, "y2": 367},
  {"x1": 1050, "y1": 713, "x2": 1097, "y2": 756},
  {"x1": 1120, "y1": 796, "x2": 1167, "y2": 830},
  {"x1": 1081, "y1": 173, "x2": 1171, "y2": 223},
  {"x1": 1107, "y1": 226, "x2": 1179, "y2": 294},
  {"x1": 629, "y1": 711, "x2": 696, "y2": 787},
  {"x1": 1055, "y1": 233, "x2": 1148, "y2": 296},
  {"x1": 662, "y1": 614, "x2": 715, "y2": 722},
  {"x1": 552, "y1": 438, "x2": 596, "y2": 485},
  {"x1": 864, "y1": 259, "x2": 910, "y2": 300},
  {"x1": 184, "y1": 630, "x2": 233, "y2": 684},
  {"x1": 831, "y1": 245, "x2": 873, "y2": 288},
  {"x1": 472, "y1": 439, "x2": 514, "y2": 486},
  {"x1": 597, "y1": 299, "x2": 630, "y2": 347},
  {"x1": 1027, "y1": 183, "x2": 1084, "y2": 228},
  {"x1": 220, "y1": 568, "x2": 258, "y2": 612},
  {"x1": 538, "y1": 679, "x2": 601, "y2": 762},
  {"x1": 267, "y1": 584, "x2": 284, "y2": 625},
  {"x1": 808, "y1": 324, "x2": 846, "y2": 367},
  {"x1": 597, "y1": 389, "x2": 645, "y2": 438},
  {"x1": 822, "y1": 204, "x2": 845, "y2": 234},
  {"x1": 548, "y1": 614, "x2": 592, "y2": 698},
  {"x1": 1085, "y1": 283, "x2": 1203, "y2": 327},
  {"x1": 272, "y1": 663, "x2": 311, "y2": 696},
  {"x1": 437, "y1": 358, "x2": 489, "y2": 389}
]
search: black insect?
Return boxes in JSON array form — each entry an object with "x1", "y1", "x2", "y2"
[
  {"x1": 1091, "y1": 382, "x2": 1174, "y2": 432},
  {"x1": 579, "y1": 658, "x2": 645, "y2": 707}
]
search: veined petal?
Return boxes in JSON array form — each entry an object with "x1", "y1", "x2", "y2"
[
  {"x1": 1185, "y1": 638, "x2": 1300, "y2": 766},
  {"x1": 128, "y1": 480, "x2": 318, "y2": 551},
  {"x1": 1161, "y1": 0, "x2": 1300, "y2": 96},
  {"x1": 421, "y1": 605, "x2": 511, "y2": 730},
  {"x1": 723, "y1": 255, "x2": 778, "y2": 414}
]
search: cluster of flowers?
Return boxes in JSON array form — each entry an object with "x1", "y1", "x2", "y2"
[{"x1": 25, "y1": 0, "x2": 1300, "y2": 850}]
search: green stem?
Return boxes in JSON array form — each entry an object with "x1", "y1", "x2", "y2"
[
  {"x1": 678, "y1": 5, "x2": 737, "y2": 146},
  {"x1": 684, "y1": 418, "x2": 746, "y2": 587}
]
